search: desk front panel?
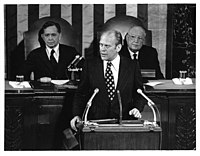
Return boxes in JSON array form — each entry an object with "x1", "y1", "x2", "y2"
[
  {"x1": 168, "y1": 96, "x2": 196, "y2": 149},
  {"x1": 5, "y1": 93, "x2": 73, "y2": 150},
  {"x1": 5, "y1": 95, "x2": 37, "y2": 150},
  {"x1": 82, "y1": 127, "x2": 161, "y2": 150}
]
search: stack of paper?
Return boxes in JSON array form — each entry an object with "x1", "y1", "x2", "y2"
[
  {"x1": 172, "y1": 78, "x2": 193, "y2": 85},
  {"x1": 145, "y1": 81, "x2": 164, "y2": 87},
  {"x1": 9, "y1": 81, "x2": 31, "y2": 88}
]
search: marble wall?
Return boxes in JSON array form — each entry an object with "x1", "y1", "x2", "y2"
[{"x1": 148, "y1": 4, "x2": 167, "y2": 78}]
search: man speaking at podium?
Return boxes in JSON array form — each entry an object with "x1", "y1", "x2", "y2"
[{"x1": 70, "y1": 30, "x2": 145, "y2": 131}]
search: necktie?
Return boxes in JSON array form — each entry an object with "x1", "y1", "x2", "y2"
[
  {"x1": 105, "y1": 61, "x2": 115, "y2": 102},
  {"x1": 50, "y1": 49, "x2": 57, "y2": 68},
  {"x1": 133, "y1": 53, "x2": 137, "y2": 60}
]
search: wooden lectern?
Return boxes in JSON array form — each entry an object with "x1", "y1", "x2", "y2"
[{"x1": 81, "y1": 121, "x2": 162, "y2": 150}]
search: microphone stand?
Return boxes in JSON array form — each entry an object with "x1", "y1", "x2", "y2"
[
  {"x1": 137, "y1": 89, "x2": 158, "y2": 127},
  {"x1": 147, "y1": 103, "x2": 157, "y2": 127},
  {"x1": 117, "y1": 90, "x2": 122, "y2": 125},
  {"x1": 67, "y1": 56, "x2": 83, "y2": 85},
  {"x1": 83, "y1": 104, "x2": 91, "y2": 125},
  {"x1": 81, "y1": 89, "x2": 99, "y2": 127},
  {"x1": 82, "y1": 104, "x2": 97, "y2": 127},
  {"x1": 67, "y1": 68, "x2": 82, "y2": 85}
]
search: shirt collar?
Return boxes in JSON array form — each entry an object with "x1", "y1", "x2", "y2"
[
  {"x1": 128, "y1": 48, "x2": 139, "y2": 59},
  {"x1": 104, "y1": 54, "x2": 120, "y2": 72},
  {"x1": 46, "y1": 44, "x2": 59, "y2": 55}
]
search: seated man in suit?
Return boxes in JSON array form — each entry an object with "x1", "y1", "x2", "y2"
[
  {"x1": 20, "y1": 21, "x2": 80, "y2": 82},
  {"x1": 70, "y1": 30, "x2": 145, "y2": 131},
  {"x1": 119, "y1": 25, "x2": 164, "y2": 80}
]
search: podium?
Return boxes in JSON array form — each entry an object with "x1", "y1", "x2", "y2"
[{"x1": 81, "y1": 120, "x2": 162, "y2": 150}]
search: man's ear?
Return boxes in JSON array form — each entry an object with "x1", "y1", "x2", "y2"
[
  {"x1": 41, "y1": 34, "x2": 44, "y2": 40},
  {"x1": 125, "y1": 33, "x2": 129, "y2": 42},
  {"x1": 59, "y1": 33, "x2": 62, "y2": 41},
  {"x1": 116, "y1": 44, "x2": 122, "y2": 53}
]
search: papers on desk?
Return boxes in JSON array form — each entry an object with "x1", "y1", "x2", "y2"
[
  {"x1": 172, "y1": 78, "x2": 193, "y2": 85},
  {"x1": 9, "y1": 81, "x2": 31, "y2": 88},
  {"x1": 51, "y1": 80, "x2": 69, "y2": 85},
  {"x1": 89, "y1": 118, "x2": 118, "y2": 124},
  {"x1": 145, "y1": 81, "x2": 164, "y2": 87}
]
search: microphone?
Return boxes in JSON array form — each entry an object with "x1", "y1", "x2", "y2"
[
  {"x1": 137, "y1": 88, "x2": 157, "y2": 126},
  {"x1": 117, "y1": 90, "x2": 122, "y2": 125},
  {"x1": 74, "y1": 56, "x2": 83, "y2": 67},
  {"x1": 67, "y1": 55, "x2": 80, "y2": 69},
  {"x1": 137, "y1": 89, "x2": 155, "y2": 106},
  {"x1": 83, "y1": 88, "x2": 99, "y2": 125},
  {"x1": 87, "y1": 88, "x2": 99, "y2": 107}
]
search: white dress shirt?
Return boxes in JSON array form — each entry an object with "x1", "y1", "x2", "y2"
[
  {"x1": 128, "y1": 48, "x2": 139, "y2": 60},
  {"x1": 46, "y1": 44, "x2": 59, "y2": 62},
  {"x1": 103, "y1": 54, "x2": 120, "y2": 89}
]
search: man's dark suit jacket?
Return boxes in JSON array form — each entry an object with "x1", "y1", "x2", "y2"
[
  {"x1": 21, "y1": 44, "x2": 79, "y2": 80},
  {"x1": 120, "y1": 44, "x2": 164, "y2": 79},
  {"x1": 72, "y1": 56, "x2": 144, "y2": 121}
]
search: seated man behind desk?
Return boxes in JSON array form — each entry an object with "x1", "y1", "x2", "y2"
[
  {"x1": 119, "y1": 25, "x2": 164, "y2": 80},
  {"x1": 20, "y1": 21, "x2": 80, "y2": 82},
  {"x1": 70, "y1": 30, "x2": 145, "y2": 131}
]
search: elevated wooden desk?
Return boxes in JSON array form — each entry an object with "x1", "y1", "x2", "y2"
[
  {"x1": 5, "y1": 79, "x2": 196, "y2": 150},
  {"x1": 81, "y1": 123, "x2": 161, "y2": 150}
]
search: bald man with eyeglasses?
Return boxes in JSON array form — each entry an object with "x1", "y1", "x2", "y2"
[{"x1": 120, "y1": 25, "x2": 164, "y2": 80}]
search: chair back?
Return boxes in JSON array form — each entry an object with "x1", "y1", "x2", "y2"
[{"x1": 102, "y1": 15, "x2": 152, "y2": 46}]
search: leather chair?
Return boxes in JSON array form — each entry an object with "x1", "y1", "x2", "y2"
[
  {"x1": 85, "y1": 15, "x2": 152, "y2": 60},
  {"x1": 102, "y1": 15, "x2": 152, "y2": 46},
  {"x1": 24, "y1": 17, "x2": 79, "y2": 59},
  {"x1": 23, "y1": 17, "x2": 79, "y2": 80}
]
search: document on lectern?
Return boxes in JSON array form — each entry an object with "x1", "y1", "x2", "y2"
[
  {"x1": 88, "y1": 119, "x2": 144, "y2": 127},
  {"x1": 89, "y1": 118, "x2": 118, "y2": 124}
]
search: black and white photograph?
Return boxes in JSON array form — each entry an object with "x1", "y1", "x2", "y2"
[{"x1": 1, "y1": 0, "x2": 197, "y2": 153}]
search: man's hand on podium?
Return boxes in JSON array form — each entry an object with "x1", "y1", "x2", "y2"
[
  {"x1": 129, "y1": 108, "x2": 142, "y2": 118},
  {"x1": 70, "y1": 116, "x2": 81, "y2": 131}
]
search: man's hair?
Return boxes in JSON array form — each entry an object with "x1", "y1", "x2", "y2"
[
  {"x1": 100, "y1": 30, "x2": 123, "y2": 45},
  {"x1": 40, "y1": 21, "x2": 61, "y2": 34},
  {"x1": 127, "y1": 25, "x2": 146, "y2": 37}
]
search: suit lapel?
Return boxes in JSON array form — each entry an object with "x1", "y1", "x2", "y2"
[
  {"x1": 112, "y1": 56, "x2": 131, "y2": 103},
  {"x1": 40, "y1": 47, "x2": 54, "y2": 73},
  {"x1": 93, "y1": 57, "x2": 131, "y2": 104},
  {"x1": 138, "y1": 45, "x2": 146, "y2": 60},
  {"x1": 94, "y1": 59, "x2": 107, "y2": 90},
  {"x1": 121, "y1": 46, "x2": 131, "y2": 59},
  {"x1": 57, "y1": 46, "x2": 64, "y2": 70},
  {"x1": 99, "y1": 60, "x2": 112, "y2": 107}
]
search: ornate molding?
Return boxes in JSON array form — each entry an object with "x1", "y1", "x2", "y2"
[
  {"x1": 5, "y1": 107, "x2": 23, "y2": 150},
  {"x1": 175, "y1": 104, "x2": 196, "y2": 149}
]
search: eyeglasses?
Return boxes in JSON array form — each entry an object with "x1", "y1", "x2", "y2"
[{"x1": 127, "y1": 34, "x2": 144, "y2": 42}]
